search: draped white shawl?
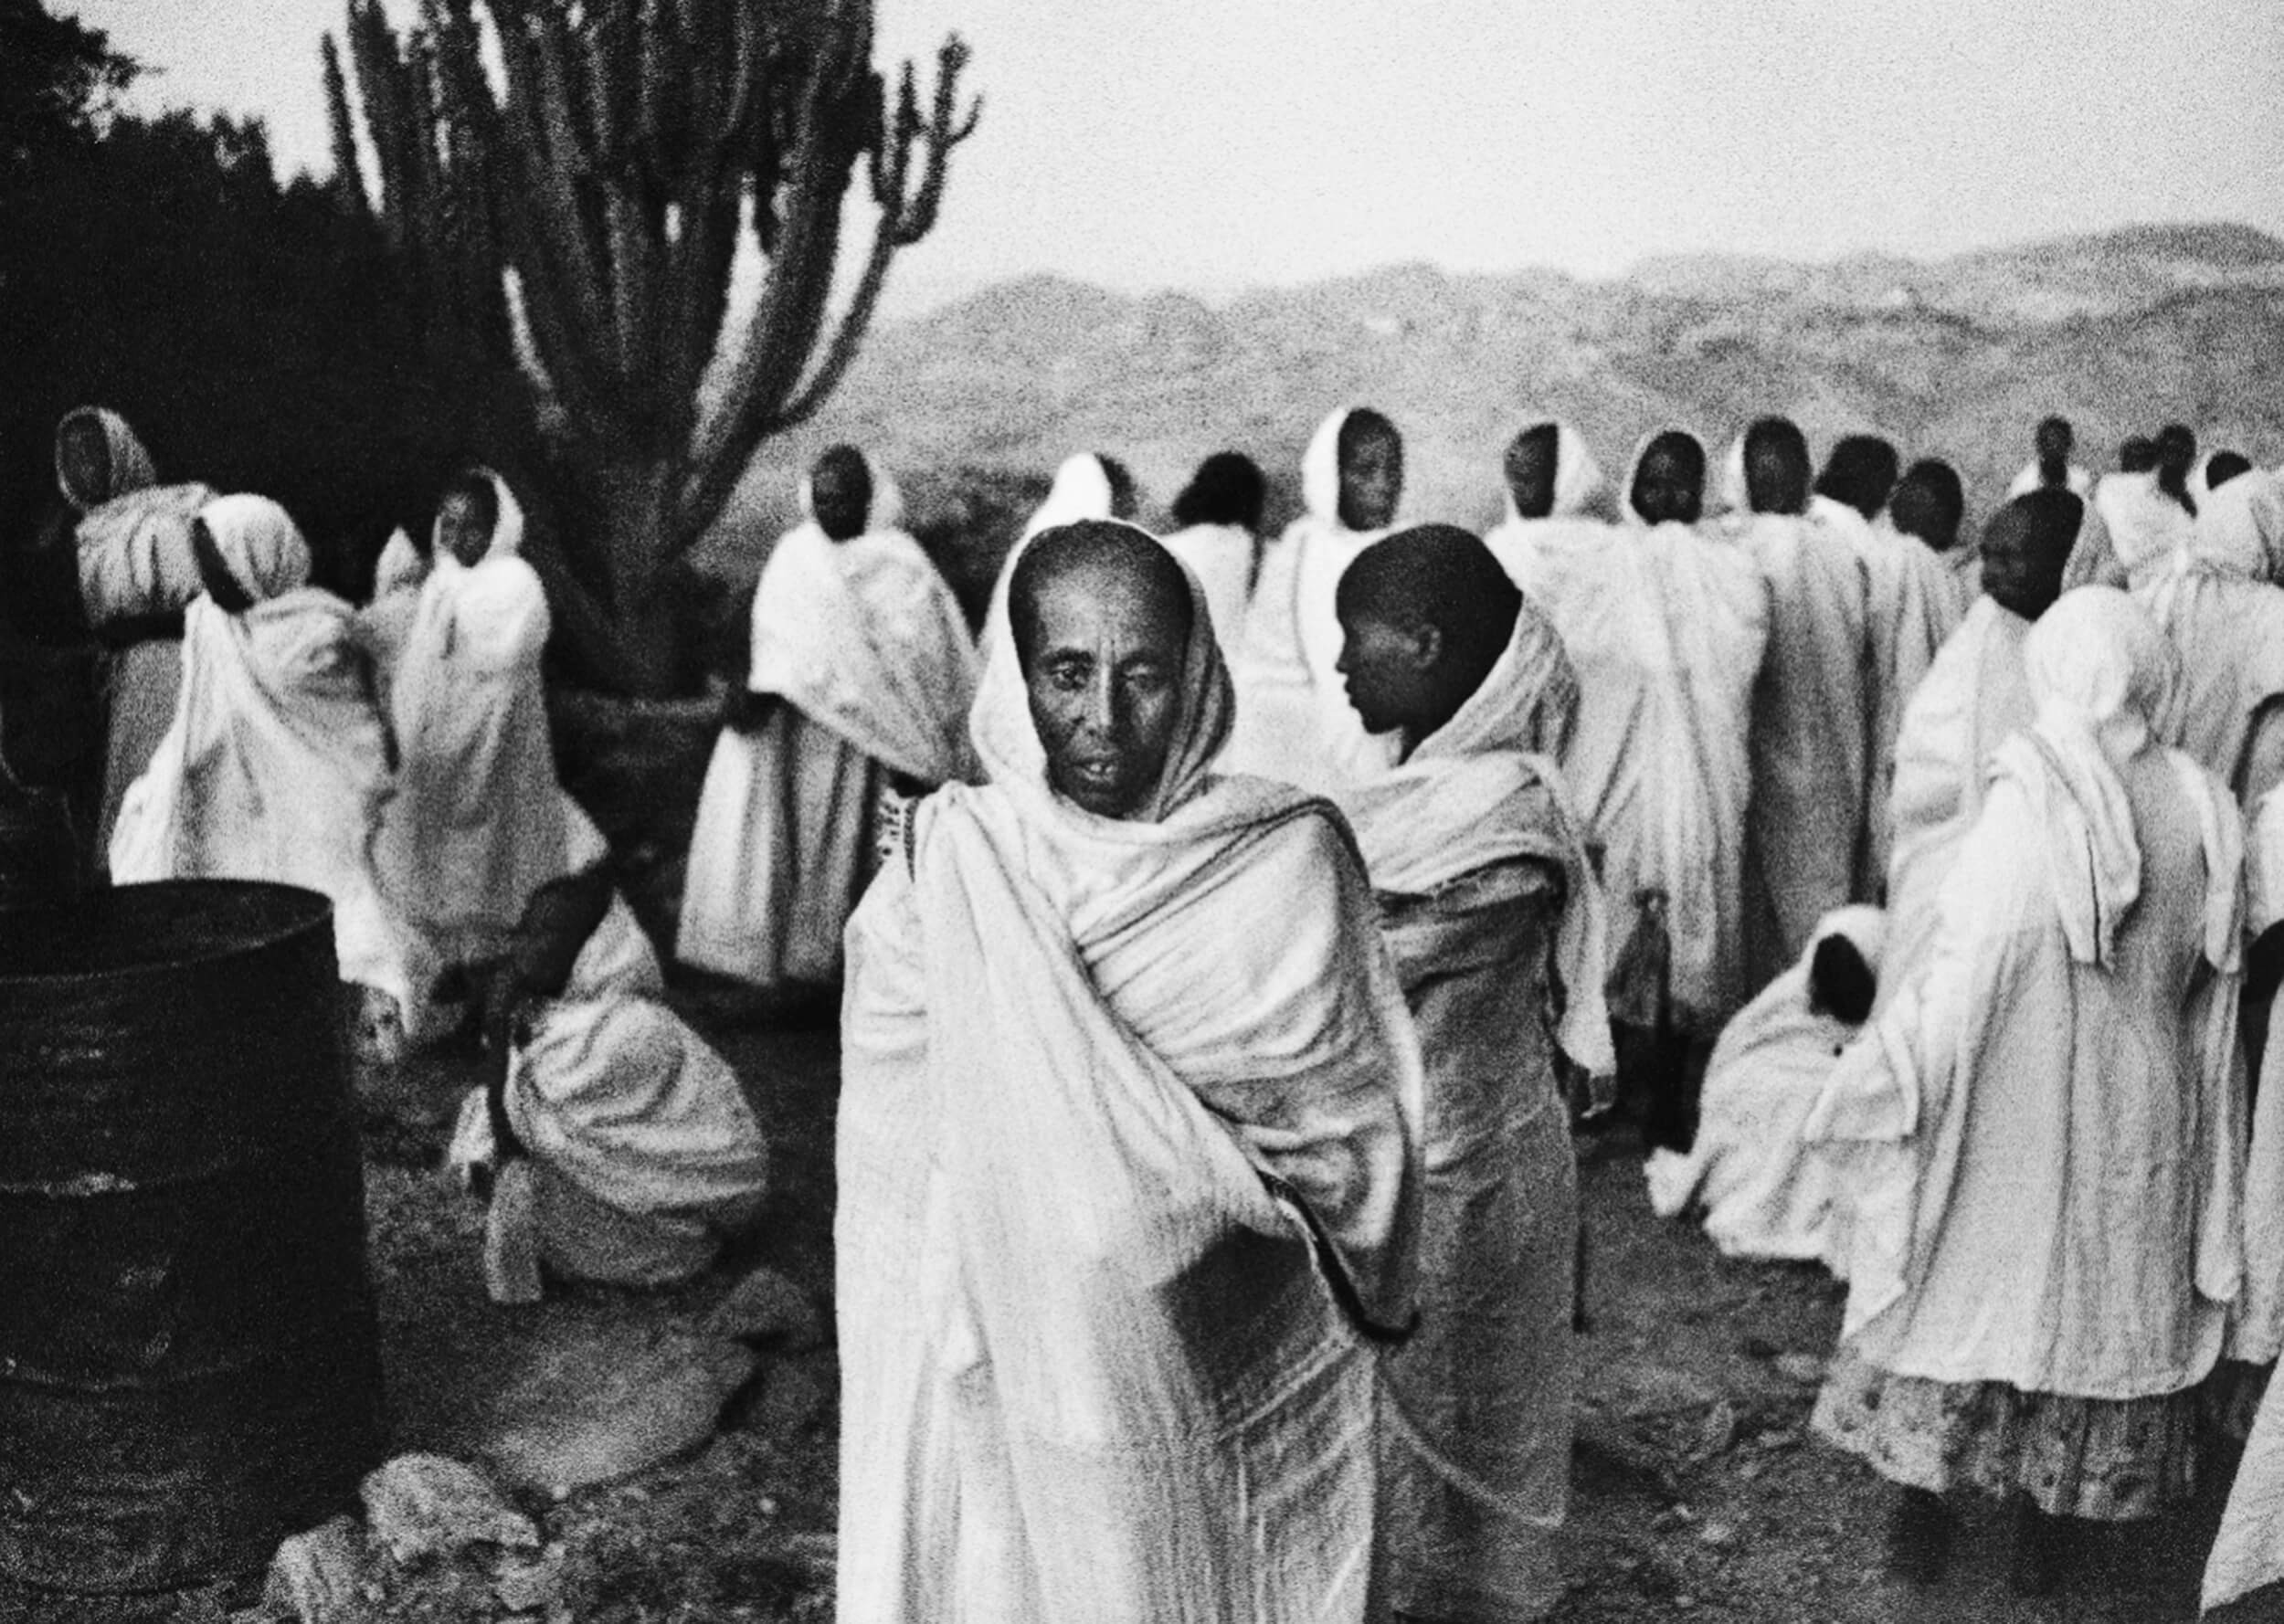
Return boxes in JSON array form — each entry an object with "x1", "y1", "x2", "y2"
[
  {"x1": 1338, "y1": 593, "x2": 1614, "y2": 1080},
  {"x1": 108, "y1": 503, "x2": 426, "y2": 1011},
  {"x1": 838, "y1": 521, "x2": 1424, "y2": 1623},
  {"x1": 375, "y1": 480, "x2": 589, "y2": 967},
  {"x1": 747, "y1": 457, "x2": 978, "y2": 784},
  {"x1": 1808, "y1": 588, "x2": 2243, "y2": 1355},
  {"x1": 1483, "y1": 417, "x2": 1614, "y2": 587}
]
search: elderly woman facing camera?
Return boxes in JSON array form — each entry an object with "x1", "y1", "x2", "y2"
[{"x1": 836, "y1": 519, "x2": 1424, "y2": 1624}]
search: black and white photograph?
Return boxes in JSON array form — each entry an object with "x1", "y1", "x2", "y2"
[{"x1": 4, "y1": 1, "x2": 2284, "y2": 1619}]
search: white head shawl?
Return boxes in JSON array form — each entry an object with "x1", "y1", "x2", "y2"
[
  {"x1": 429, "y1": 469, "x2": 527, "y2": 564},
  {"x1": 1020, "y1": 454, "x2": 1116, "y2": 543},
  {"x1": 1500, "y1": 417, "x2": 1607, "y2": 525},
  {"x1": 1344, "y1": 585, "x2": 1615, "y2": 1077},
  {"x1": 1809, "y1": 905, "x2": 1888, "y2": 980},
  {"x1": 196, "y1": 494, "x2": 311, "y2": 603},
  {"x1": 798, "y1": 448, "x2": 905, "y2": 535},
  {"x1": 1620, "y1": 426, "x2": 1710, "y2": 527},
  {"x1": 56, "y1": 406, "x2": 159, "y2": 513},
  {"x1": 973, "y1": 520, "x2": 1232, "y2": 827},
  {"x1": 1997, "y1": 587, "x2": 2179, "y2": 966},
  {"x1": 1301, "y1": 405, "x2": 1405, "y2": 529},
  {"x1": 2184, "y1": 469, "x2": 2284, "y2": 584}
]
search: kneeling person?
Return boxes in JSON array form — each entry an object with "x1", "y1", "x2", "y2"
[
  {"x1": 450, "y1": 863, "x2": 770, "y2": 1303},
  {"x1": 1335, "y1": 525, "x2": 1614, "y2": 1623}
]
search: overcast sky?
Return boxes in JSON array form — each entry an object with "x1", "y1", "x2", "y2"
[{"x1": 77, "y1": 0, "x2": 2284, "y2": 314}]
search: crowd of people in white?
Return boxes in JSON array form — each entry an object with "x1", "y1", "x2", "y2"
[{"x1": 28, "y1": 392, "x2": 2284, "y2": 1619}]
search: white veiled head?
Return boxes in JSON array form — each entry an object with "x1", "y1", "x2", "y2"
[
  {"x1": 798, "y1": 447, "x2": 904, "y2": 535},
  {"x1": 197, "y1": 494, "x2": 311, "y2": 602},
  {"x1": 973, "y1": 519, "x2": 1232, "y2": 825},
  {"x1": 2185, "y1": 469, "x2": 2284, "y2": 584},
  {"x1": 428, "y1": 468, "x2": 527, "y2": 568},
  {"x1": 55, "y1": 406, "x2": 159, "y2": 512},
  {"x1": 1501, "y1": 417, "x2": 1607, "y2": 524},
  {"x1": 1020, "y1": 454, "x2": 1116, "y2": 543}
]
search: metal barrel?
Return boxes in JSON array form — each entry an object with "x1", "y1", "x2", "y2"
[{"x1": 0, "y1": 881, "x2": 386, "y2": 1602}]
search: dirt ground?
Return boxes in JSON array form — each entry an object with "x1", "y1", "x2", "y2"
[{"x1": 277, "y1": 996, "x2": 2284, "y2": 1622}]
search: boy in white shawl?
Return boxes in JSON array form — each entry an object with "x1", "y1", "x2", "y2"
[
  {"x1": 1227, "y1": 406, "x2": 1405, "y2": 796},
  {"x1": 1482, "y1": 417, "x2": 1613, "y2": 588},
  {"x1": 109, "y1": 494, "x2": 430, "y2": 1039},
  {"x1": 1806, "y1": 588, "x2": 2243, "y2": 1597},
  {"x1": 677, "y1": 446, "x2": 978, "y2": 993},
  {"x1": 837, "y1": 520, "x2": 1422, "y2": 1624},
  {"x1": 1725, "y1": 417, "x2": 1873, "y2": 985},
  {"x1": 1333, "y1": 524, "x2": 1613, "y2": 1623}
]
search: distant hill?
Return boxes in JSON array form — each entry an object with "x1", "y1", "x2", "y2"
[{"x1": 698, "y1": 222, "x2": 2284, "y2": 579}]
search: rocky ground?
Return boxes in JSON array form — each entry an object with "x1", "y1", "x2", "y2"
[{"x1": 47, "y1": 990, "x2": 2284, "y2": 1623}]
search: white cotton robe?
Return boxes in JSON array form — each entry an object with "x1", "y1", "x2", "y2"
[
  {"x1": 1728, "y1": 451, "x2": 1873, "y2": 984},
  {"x1": 2137, "y1": 470, "x2": 2284, "y2": 796},
  {"x1": 837, "y1": 522, "x2": 1423, "y2": 1624},
  {"x1": 2205, "y1": 776, "x2": 2284, "y2": 1611},
  {"x1": 374, "y1": 494, "x2": 591, "y2": 974},
  {"x1": 1225, "y1": 406, "x2": 1401, "y2": 796},
  {"x1": 1817, "y1": 501, "x2": 1972, "y2": 894},
  {"x1": 1807, "y1": 592, "x2": 2244, "y2": 1398},
  {"x1": 1506, "y1": 430, "x2": 1769, "y2": 1036},
  {"x1": 1876, "y1": 595, "x2": 2038, "y2": 1013},
  {"x1": 1338, "y1": 598, "x2": 1611, "y2": 1623},
  {"x1": 1646, "y1": 907, "x2": 1885, "y2": 1269},
  {"x1": 449, "y1": 894, "x2": 769, "y2": 1302},
  {"x1": 1483, "y1": 417, "x2": 1616, "y2": 589},
  {"x1": 678, "y1": 466, "x2": 977, "y2": 988},
  {"x1": 110, "y1": 593, "x2": 426, "y2": 1020},
  {"x1": 2091, "y1": 470, "x2": 2197, "y2": 591}
]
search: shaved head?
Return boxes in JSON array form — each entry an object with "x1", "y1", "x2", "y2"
[
  {"x1": 1010, "y1": 521, "x2": 1194, "y2": 675},
  {"x1": 1335, "y1": 523, "x2": 1521, "y2": 739}
]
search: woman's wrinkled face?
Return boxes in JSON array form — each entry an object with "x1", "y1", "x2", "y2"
[
  {"x1": 1631, "y1": 443, "x2": 1702, "y2": 526},
  {"x1": 58, "y1": 422, "x2": 111, "y2": 505},
  {"x1": 437, "y1": 490, "x2": 495, "y2": 567},
  {"x1": 1022, "y1": 563, "x2": 1189, "y2": 819},
  {"x1": 1338, "y1": 430, "x2": 1402, "y2": 533}
]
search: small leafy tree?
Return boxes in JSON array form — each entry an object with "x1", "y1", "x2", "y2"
[{"x1": 329, "y1": 0, "x2": 978, "y2": 694}]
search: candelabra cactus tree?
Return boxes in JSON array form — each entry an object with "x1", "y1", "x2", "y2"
[{"x1": 326, "y1": 0, "x2": 978, "y2": 692}]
